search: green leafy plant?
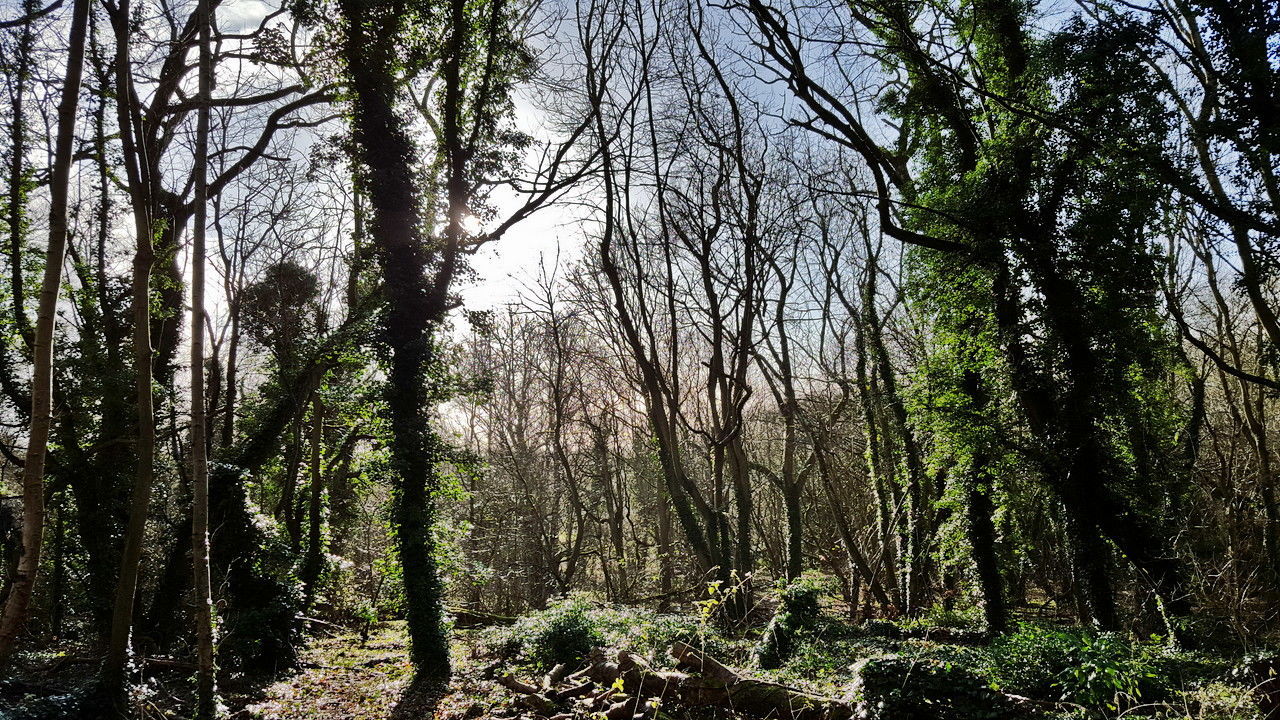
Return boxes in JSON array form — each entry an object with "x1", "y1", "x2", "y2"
[
  {"x1": 501, "y1": 595, "x2": 605, "y2": 669},
  {"x1": 486, "y1": 596, "x2": 737, "y2": 670},
  {"x1": 1057, "y1": 632, "x2": 1159, "y2": 711},
  {"x1": 1180, "y1": 681, "x2": 1266, "y2": 720},
  {"x1": 754, "y1": 573, "x2": 827, "y2": 669},
  {"x1": 985, "y1": 623, "x2": 1083, "y2": 698},
  {"x1": 851, "y1": 655, "x2": 1017, "y2": 720},
  {"x1": 985, "y1": 623, "x2": 1180, "y2": 713}
]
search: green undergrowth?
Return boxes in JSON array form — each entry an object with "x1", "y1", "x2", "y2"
[
  {"x1": 754, "y1": 572, "x2": 826, "y2": 669},
  {"x1": 480, "y1": 593, "x2": 743, "y2": 671},
  {"x1": 479, "y1": 592, "x2": 1268, "y2": 720},
  {"x1": 759, "y1": 618, "x2": 1262, "y2": 719}
]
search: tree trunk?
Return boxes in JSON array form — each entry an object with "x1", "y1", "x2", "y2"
[
  {"x1": 862, "y1": 266, "x2": 930, "y2": 615},
  {"x1": 50, "y1": 494, "x2": 64, "y2": 637},
  {"x1": 813, "y1": 445, "x2": 891, "y2": 608},
  {"x1": 783, "y1": 480, "x2": 803, "y2": 581},
  {"x1": 853, "y1": 326, "x2": 901, "y2": 610},
  {"x1": 0, "y1": 0, "x2": 90, "y2": 665},
  {"x1": 6, "y1": 0, "x2": 36, "y2": 354},
  {"x1": 104, "y1": 0, "x2": 161, "y2": 690},
  {"x1": 965, "y1": 472, "x2": 1006, "y2": 633},
  {"x1": 191, "y1": 0, "x2": 217, "y2": 710},
  {"x1": 338, "y1": 0, "x2": 450, "y2": 680},
  {"x1": 302, "y1": 394, "x2": 325, "y2": 611},
  {"x1": 220, "y1": 299, "x2": 239, "y2": 451},
  {"x1": 280, "y1": 417, "x2": 305, "y2": 548},
  {"x1": 956, "y1": 370, "x2": 1007, "y2": 633},
  {"x1": 656, "y1": 482, "x2": 674, "y2": 612}
]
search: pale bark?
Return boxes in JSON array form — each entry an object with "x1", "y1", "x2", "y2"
[
  {"x1": 0, "y1": 0, "x2": 91, "y2": 665},
  {"x1": 191, "y1": 0, "x2": 216, "y2": 712},
  {"x1": 302, "y1": 394, "x2": 325, "y2": 611}
]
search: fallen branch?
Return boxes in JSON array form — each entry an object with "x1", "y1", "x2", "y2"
[
  {"x1": 669, "y1": 642, "x2": 852, "y2": 720},
  {"x1": 448, "y1": 606, "x2": 517, "y2": 629},
  {"x1": 494, "y1": 644, "x2": 851, "y2": 720},
  {"x1": 140, "y1": 657, "x2": 198, "y2": 671}
]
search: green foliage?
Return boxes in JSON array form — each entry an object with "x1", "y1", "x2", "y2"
[
  {"x1": 862, "y1": 619, "x2": 904, "y2": 639},
  {"x1": 983, "y1": 623, "x2": 1228, "y2": 713},
  {"x1": 850, "y1": 655, "x2": 1018, "y2": 720},
  {"x1": 1180, "y1": 682, "x2": 1266, "y2": 720},
  {"x1": 893, "y1": 0, "x2": 1194, "y2": 631},
  {"x1": 985, "y1": 624, "x2": 1083, "y2": 698},
  {"x1": 241, "y1": 260, "x2": 324, "y2": 368},
  {"x1": 754, "y1": 573, "x2": 827, "y2": 669},
  {"x1": 487, "y1": 595, "x2": 731, "y2": 670},
  {"x1": 1056, "y1": 632, "x2": 1159, "y2": 711},
  {"x1": 501, "y1": 595, "x2": 603, "y2": 669},
  {"x1": 211, "y1": 463, "x2": 305, "y2": 673},
  {"x1": 901, "y1": 605, "x2": 983, "y2": 633}
]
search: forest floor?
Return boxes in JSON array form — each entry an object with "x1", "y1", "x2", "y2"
[
  {"x1": 231, "y1": 622, "x2": 418, "y2": 720},
  {"x1": 3, "y1": 599, "x2": 1273, "y2": 719},
  {"x1": 230, "y1": 622, "x2": 513, "y2": 720},
  {"x1": 228, "y1": 599, "x2": 1276, "y2": 720}
]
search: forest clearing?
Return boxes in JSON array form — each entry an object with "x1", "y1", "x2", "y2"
[{"x1": 0, "y1": 0, "x2": 1278, "y2": 717}]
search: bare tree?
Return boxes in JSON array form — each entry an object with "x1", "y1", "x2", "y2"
[{"x1": 0, "y1": 0, "x2": 90, "y2": 665}]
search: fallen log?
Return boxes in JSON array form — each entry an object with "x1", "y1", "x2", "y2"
[
  {"x1": 576, "y1": 646, "x2": 850, "y2": 720},
  {"x1": 492, "y1": 644, "x2": 852, "y2": 720},
  {"x1": 495, "y1": 673, "x2": 542, "y2": 696},
  {"x1": 544, "y1": 662, "x2": 569, "y2": 688},
  {"x1": 551, "y1": 679, "x2": 597, "y2": 702},
  {"x1": 670, "y1": 642, "x2": 852, "y2": 720},
  {"x1": 448, "y1": 606, "x2": 517, "y2": 629}
]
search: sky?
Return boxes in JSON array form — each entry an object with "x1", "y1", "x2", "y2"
[{"x1": 461, "y1": 193, "x2": 588, "y2": 311}]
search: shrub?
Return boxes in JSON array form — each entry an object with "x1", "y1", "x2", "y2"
[
  {"x1": 754, "y1": 573, "x2": 828, "y2": 669},
  {"x1": 862, "y1": 619, "x2": 904, "y2": 639},
  {"x1": 1057, "y1": 632, "x2": 1159, "y2": 711},
  {"x1": 896, "y1": 604, "x2": 982, "y2": 632},
  {"x1": 512, "y1": 595, "x2": 604, "y2": 669},
  {"x1": 1180, "y1": 681, "x2": 1265, "y2": 720},
  {"x1": 849, "y1": 655, "x2": 1018, "y2": 720},
  {"x1": 211, "y1": 463, "x2": 303, "y2": 673},
  {"x1": 985, "y1": 624, "x2": 1082, "y2": 698},
  {"x1": 486, "y1": 596, "x2": 735, "y2": 670},
  {"x1": 986, "y1": 624, "x2": 1184, "y2": 713},
  {"x1": 594, "y1": 606, "x2": 732, "y2": 662}
]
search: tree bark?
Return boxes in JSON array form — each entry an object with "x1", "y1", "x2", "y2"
[
  {"x1": 104, "y1": 0, "x2": 161, "y2": 690},
  {"x1": 6, "y1": 0, "x2": 36, "y2": 354},
  {"x1": 0, "y1": 0, "x2": 90, "y2": 665},
  {"x1": 338, "y1": 0, "x2": 450, "y2": 680},
  {"x1": 302, "y1": 394, "x2": 325, "y2": 611},
  {"x1": 191, "y1": 0, "x2": 217, "y2": 710}
]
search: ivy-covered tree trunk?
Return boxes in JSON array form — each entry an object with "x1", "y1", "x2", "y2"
[
  {"x1": 960, "y1": 373, "x2": 1006, "y2": 634},
  {"x1": 338, "y1": 0, "x2": 450, "y2": 680},
  {"x1": 5, "y1": 0, "x2": 36, "y2": 355},
  {"x1": 302, "y1": 394, "x2": 325, "y2": 611}
]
